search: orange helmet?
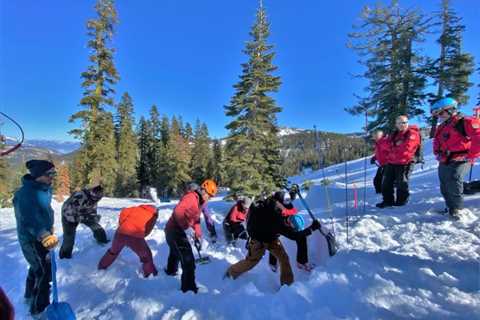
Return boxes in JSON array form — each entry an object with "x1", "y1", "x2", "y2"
[{"x1": 201, "y1": 179, "x2": 217, "y2": 197}]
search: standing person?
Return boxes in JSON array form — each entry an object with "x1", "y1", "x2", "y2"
[
  {"x1": 225, "y1": 193, "x2": 320, "y2": 286},
  {"x1": 59, "y1": 185, "x2": 108, "y2": 259},
  {"x1": 377, "y1": 115, "x2": 421, "y2": 208},
  {"x1": 98, "y1": 204, "x2": 158, "y2": 277},
  {"x1": 268, "y1": 191, "x2": 317, "y2": 272},
  {"x1": 370, "y1": 130, "x2": 390, "y2": 194},
  {"x1": 223, "y1": 197, "x2": 252, "y2": 244},
  {"x1": 13, "y1": 160, "x2": 58, "y2": 316},
  {"x1": 164, "y1": 179, "x2": 218, "y2": 293},
  {"x1": 431, "y1": 98, "x2": 480, "y2": 219},
  {"x1": 186, "y1": 182, "x2": 218, "y2": 243}
]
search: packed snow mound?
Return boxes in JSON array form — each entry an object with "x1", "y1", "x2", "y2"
[{"x1": 1, "y1": 139, "x2": 479, "y2": 319}]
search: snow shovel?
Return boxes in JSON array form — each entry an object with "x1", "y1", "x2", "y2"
[
  {"x1": 193, "y1": 240, "x2": 211, "y2": 265},
  {"x1": 45, "y1": 251, "x2": 76, "y2": 320}
]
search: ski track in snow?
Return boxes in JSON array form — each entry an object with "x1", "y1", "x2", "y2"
[{"x1": 1, "y1": 141, "x2": 479, "y2": 319}]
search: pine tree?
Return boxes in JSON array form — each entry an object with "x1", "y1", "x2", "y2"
[
  {"x1": 147, "y1": 105, "x2": 162, "y2": 191},
  {"x1": 190, "y1": 120, "x2": 212, "y2": 183},
  {"x1": 164, "y1": 117, "x2": 191, "y2": 197},
  {"x1": 115, "y1": 92, "x2": 138, "y2": 197},
  {"x1": 184, "y1": 122, "x2": 194, "y2": 143},
  {"x1": 209, "y1": 139, "x2": 226, "y2": 186},
  {"x1": 429, "y1": 0, "x2": 474, "y2": 136},
  {"x1": 137, "y1": 117, "x2": 153, "y2": 196},
  {"x1": 347, "y1": 1, "x2": 432, "y2": 133},
  {"x1": 224, "y1": 2, "x2": 283, "y2": 197},
  {"x1": 54, "y1": 161, "x2": 71, "y2": 202},
  {"x1": 69, "y1": 0, "x2": 120, "y2": 194}
]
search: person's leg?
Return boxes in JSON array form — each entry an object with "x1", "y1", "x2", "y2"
[
  {"x1": 223, "y1": 222, "x2": 234, "y2": 244},
  {"x1": 448, "y1": 162, "x2": 470, "y2": 210},
  {"x1": 227, "y1": 240, "x2": 265, "y2": 279},
  {"x1": 59, "y1": 216, "x2": 78, "y2": 259},
  {"x1": 98, "y1": 232, "x2": 125, "y2": 270},
  {"x1": 165, "y1": 229, "x2": 181, "y2": 275},
  {"x1": 438, "y1": 163, "x2": 451, "y2": 208},
  {"x1": 126, "y1": 237, "x2": 158, "y2": 277},
  {"x1": 373, "y1": 166, "x2": 384, "y2": 194},
  {"x1": 83, "y1": 220, "x2": 109, "y2": 244},
  {"x1": 172, "y1": 231, "x2": 197, "y2": 293},
  {"x1": 295, "y1": 236, "x2": 308, "y2": 265},
  {"x1": 267, "y1": 239, "x2": 294, "y2": 286},
  {"x1": 381, "y1": 164, "x2": 395, "y2": 205},
  {"x1": 396, "y1": 164, "x2": 412, "y2": 205},
  {"x1": 19, "y1": 241, "x2": 43, "y2": 311},
  {"x1": 24, "y1": 267, "x2": 36, "y2": 300},
  {"x1": 268, "y1": 252, "x2": 278, "y2": 269},
  {"x1": 30, "y1": 242, "x2": 51, "y2": 315}
]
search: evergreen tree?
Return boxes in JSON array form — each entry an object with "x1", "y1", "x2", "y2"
[
  {"x1": 137, "y1": 117, "x2": 153, "y2": 196},
  {"x1": 347, "y1": 1, "x2": 432, "y2": 133},
  {"x1": 160, "y1": 116, "x2": 170, "y2": 146},
  {"x1": 54, "y1": 161, "x2": 71, "y2": 202},
  {"x1": 115, "y1": 92, "x2": 138, "y2": 197},
  {"x1": 477, "y1": 67, "x2": 480, "y2": 106},
  {"x1": 190, "y1": 120, "x2": 212, "y2": 183},
  {"x1": 429, "y1": 0, "x2": 474, "y2": 136},
  {"x1": 148, "y1": 105, "x2": 162, "y2": 191},
  {"x1": 224, "y1": 2, "x2": 283, "y2": 197},
  {"x1": 184, "y1": 122, "x2": 194, "y2": 143},
  {"x1": 164, "y1": 117, "x2": 191, "y2": 197},
  {"x1": 209, "y1": 139, "x2": 226, "y2": 186},
  {"x1": 69, "y1": 0, "x2": 120, "y2": 194}
]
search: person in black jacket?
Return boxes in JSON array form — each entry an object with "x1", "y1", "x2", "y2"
[{"x1": 225, "y1": 193, "x2": 320, "y2": 286}]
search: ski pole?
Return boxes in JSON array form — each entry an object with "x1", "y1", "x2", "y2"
[{"x1": 344, "y1": 150, "x2": 349, "y2": 245}]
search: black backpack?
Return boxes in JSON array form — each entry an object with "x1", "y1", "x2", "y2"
[{"x1": 246, "y1": 198, "x2": 281, "y2": 242}]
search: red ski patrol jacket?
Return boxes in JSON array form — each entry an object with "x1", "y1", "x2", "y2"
[
  {"x1": 118, "y1": 205, "x2": 158, "y2": 239},
  {"x1": 166, "y1": 191, "x2": 203, "y2": 239},
  {"x1": 387, "y1": 125, "x2": 421, "y2": 165},
  {"x1": 433, "y1": 114, "x2": 480, "y2": 164},
  {"x1": 374, "y1": 136, "x2": 391, "y2": 166},
  {"x1": 227, "y1": 203, "x2": 248, "y2": 223}
]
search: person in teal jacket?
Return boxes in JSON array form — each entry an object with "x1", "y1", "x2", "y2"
[{"x1": 13, "y1": 160, "x2": 59, "y2": 316}]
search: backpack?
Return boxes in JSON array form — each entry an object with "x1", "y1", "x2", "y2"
[
  {"x1": 246, "y1": 199, "x2": 280, "y2": 242},
  {"x1": 414, "y1": 133, "x2": 424, "y2": 164}
]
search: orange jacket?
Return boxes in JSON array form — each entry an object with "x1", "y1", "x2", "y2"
[
  {"x1": 118, "y1": 205, "x2": 158, "y2": 238},
  {"x1": 166, "y1": 191, "x2": 203, "y2": 238}
]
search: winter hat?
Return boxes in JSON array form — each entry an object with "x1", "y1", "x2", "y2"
[
  {"x1": 89, "y1": 185, "x2": 104, "y2": 200},
  {"x1": 26, "y1": 160, "x2": 55, "y2": 178}
]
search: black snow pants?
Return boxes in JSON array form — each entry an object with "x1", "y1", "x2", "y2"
[
  {"x1": 381, "y1": 163, "x2": 414, "y2": 205},
  {"x1": 60, "y1": 215, "x2": 108, "y2": 258}
]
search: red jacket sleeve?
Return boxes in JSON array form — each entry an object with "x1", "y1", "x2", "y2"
[
  {"x1": 465, "y1": 117, "x2": 480, "y2": 160},
  {"x1": 230, "y1": 205, "x2": 247, "y2": 223}
]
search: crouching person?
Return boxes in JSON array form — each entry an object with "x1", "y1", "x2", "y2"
[
  {"x1": 60, "y1": 185, "x2": 108, "y2": 259},
  {"x1": 13, "y1": 160, "x2": 59, "y2": 316},
  {"x1": 223, "y1": 197, "x2": 251, "y2": 244},
  {"x1": 98, "y1": 205, "x2": 158, "y2": 277},
  {"x1": 225, "y1": 193, "x2": 320, "y2": 286}
]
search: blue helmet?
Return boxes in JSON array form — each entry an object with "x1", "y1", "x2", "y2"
[
  {"x1": 288, "y1": 215, "x2": 305, "y2": 231},
  {"x1": 431, "y1": 97, "x2": 458, "y2": 114}
]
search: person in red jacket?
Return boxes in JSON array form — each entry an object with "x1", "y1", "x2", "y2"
[
  {"x1": 377, "y1": 115, "x2": 421, "y2": 208},
  {"x1": 370, "y1": 130, "x2": 390, "y2": 194},
  {"x1": 164, "y1": 179, "x2": 217, "y2": 293},
  {"x1": 98, "y1": 205, "x2": 158, "y2": 277},
  {"x1": 223, "y1": 197, "x2": 251, "y2": 244},
  {"x1": 431, "y1": 98, "x2": 480, "y2": 219}
]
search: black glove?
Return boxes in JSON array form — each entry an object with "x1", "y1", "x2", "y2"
[
  {"x1": 370, "y1": 156, "x2": 376, "y2": 165},
  {"x1": 194, "y1": 238, "x2": 202, "y2": 251},
  {"x1": 310, "y1": 219, "x2": 321, "y2": 231}
]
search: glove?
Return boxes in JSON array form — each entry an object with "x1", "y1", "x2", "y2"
[
  {"x1": 194, "y1": 237, "x2": 202, "y2": 251},
  {"x1": 310, "y1": 219, "x2": 321, "y2": 231},
  {"x1": 41, "y1": 234, "x2": 59, "y2": 250},
  {"x1": 370, "y1": 156, "x2": 376, "y2": 165}
]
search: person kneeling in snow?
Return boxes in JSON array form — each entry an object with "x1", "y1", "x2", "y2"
[
  {"x1": 98, "y1": 205, "x2": 158, "y2": 277},
  {"x1": 223, "y1": 197, "x2": 251, "y2": 244},
  {"x1": 13, "y1": 160, "x2": 59, "y2": 316},
  {"x1": 225, "y1": 193, "x2": 320, "y2": 286},
  {"x1": 164, "y1": 179, "x2": 218, "y2": 293},
  {"x1": 59, "y1": 185, "x2": 108, "y2": 259},
  {"x1": 268, "y1": 191, "x2": 317, "y2": 272}
]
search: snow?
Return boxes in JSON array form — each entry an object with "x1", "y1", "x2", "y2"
[{"x1": 1, "y1": 141, "x2": 479, "y2": 319}]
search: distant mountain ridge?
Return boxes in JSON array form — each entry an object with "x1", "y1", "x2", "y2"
[{"x1": 5, "y1": 137, "x2": 80, "y2": 154}]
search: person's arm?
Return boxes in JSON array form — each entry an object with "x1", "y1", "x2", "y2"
[
  {"x1": 180, "y1": 194, "x2": 202, "y2": 238},
  {"x1": 202, "y1": 205, "x2": 216, "y2": 235},
  {"x1": 145, "y1": 213, "x2": 158, "y2": 237},
  {"x1": 19, "y1": 193, "x2": 51, "y2": 241}
]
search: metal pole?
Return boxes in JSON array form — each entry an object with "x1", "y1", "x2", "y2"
[{"x1": 344, "y1": 148, "x2": 349, "y2": 244}]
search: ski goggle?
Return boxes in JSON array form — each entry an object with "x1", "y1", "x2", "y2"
[{"x1": 44, "y1": 169, "x2": 57, "y2": 178}]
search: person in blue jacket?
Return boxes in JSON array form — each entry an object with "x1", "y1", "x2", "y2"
[{"x1": 13, "y1": 160, "x2": 59, "y2": 316}]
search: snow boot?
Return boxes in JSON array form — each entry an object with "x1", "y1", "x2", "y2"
[
  {"x1": 448, "y1": 208, "x2": 461, "y2": 221},
  {"x1": 297, "y1": 262, "x2": 315, "y2": 272},
  {"x1": 164, "y1": 268, "x2": 177, "y2": 277},
  {"x1": 376, "y1": 202, "x2": 393, "y2": 209}
]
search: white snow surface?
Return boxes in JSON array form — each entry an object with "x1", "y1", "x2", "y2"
[{"x1": 1, "y1": 140, "x2": 479, "y2": 319}]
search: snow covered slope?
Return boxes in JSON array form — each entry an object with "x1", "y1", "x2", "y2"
[{"x1": 1, "y1": 140, "x2": 479, "y2": 319}]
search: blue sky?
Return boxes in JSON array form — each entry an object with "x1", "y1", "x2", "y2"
[{"x1": 0, "y1": 0, "x2": 479, "y2": 141}]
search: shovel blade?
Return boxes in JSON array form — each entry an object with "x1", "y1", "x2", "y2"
[{"x1": 195, "y1": 257, "x2": 211, "y2": 265}]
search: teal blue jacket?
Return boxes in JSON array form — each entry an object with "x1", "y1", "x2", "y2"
[{"x1": 13, "y1": 174, "x2": 54, "y2": 243}]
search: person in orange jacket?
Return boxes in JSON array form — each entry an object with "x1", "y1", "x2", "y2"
[
  {"x1": 377, "y1": 116, "x2": 421, "y2": 208},
  {"x1": 98, "y1": 205, "x2": 158, "y2": 277},
  {"x1": 370, "y1": 130, "x2": 390, "y2": 194},
  {"x1": 431, "y1": 97, "x2": 480, "y2": 219},
  {"x1": 164, "y1": 179, "x2": 217, "y2": 293}
]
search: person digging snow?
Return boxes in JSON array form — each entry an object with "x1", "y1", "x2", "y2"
[
  {"x1": 223, "y1": 196, "x2": 252, "y2": 244},
  {"x1": 13, "y1": 160, "x2": 58, "y2": 316},
  {"x1": 224, "y1": 192, "x2": 320, "y2": 286},
  {"x1": 164, "y1": 179, "x2": 218, "y2": 293},
  {"x1": 98, "y1": 205, "x2": 158, "y2": 277},
  {"x1": 431, "y1": 97, "x2": 480, "y2": 219},
  {"x1": 268, "y1": 191, "x2": 318, "y2": 272},
  {"x1": 186, "y1": 182, "x2": 218, "y2": 243},
  {"x1": 371, "y1": 130, "x2": 390, "y2": 194},
  {"x1": 59, "y1": 185, "x2": 108, "y2": 259},
  {"x1": 377, "y1": 115, "x2": 421, "y2": 208}
]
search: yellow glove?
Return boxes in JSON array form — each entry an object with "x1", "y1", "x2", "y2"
[{"x1": 41, "y1": 235, "x2": 59, "y2": 250}]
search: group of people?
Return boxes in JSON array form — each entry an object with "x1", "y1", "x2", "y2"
[
  {"x1": 372, "y1": 97, "x2": 480, "y2": 219},
  {"x1": 6, "y1": 97, "x2": 480, "y2": 317}
]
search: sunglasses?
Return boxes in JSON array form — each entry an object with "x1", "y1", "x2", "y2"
[{"x1": 396, "y1": 121, "x2": 408, "y2": 125}]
